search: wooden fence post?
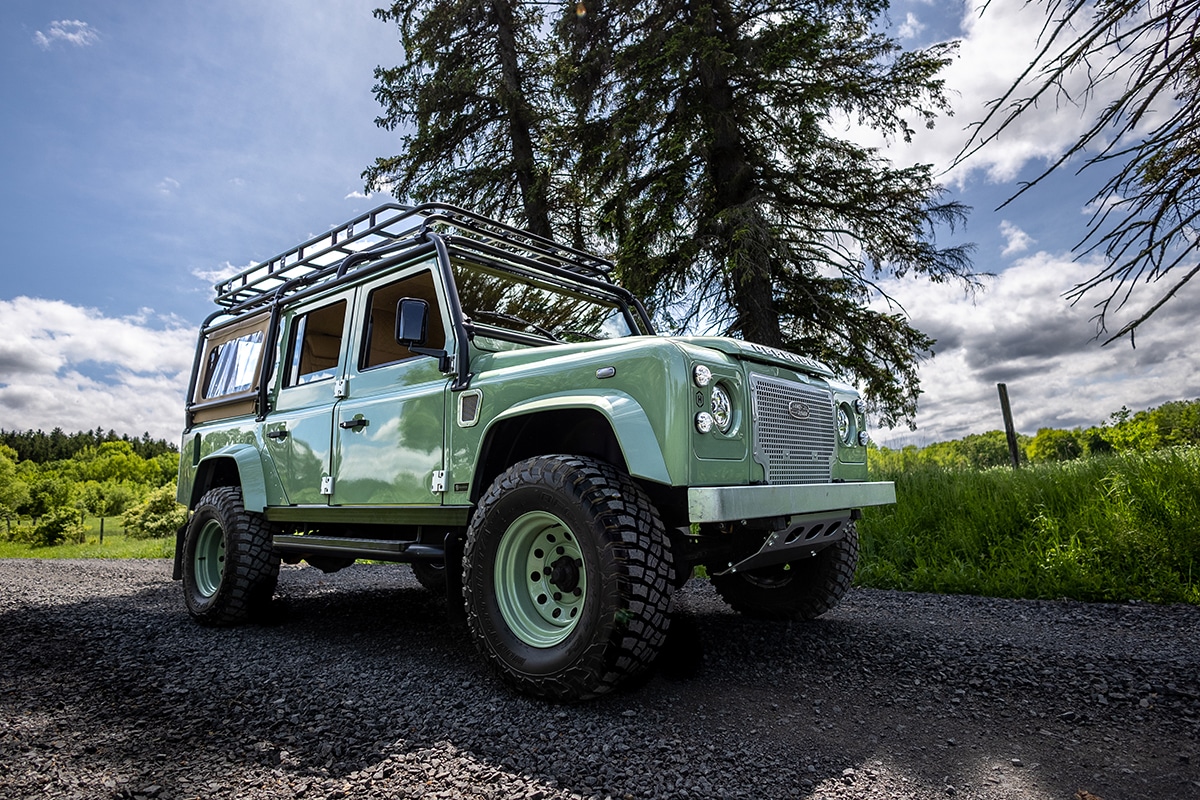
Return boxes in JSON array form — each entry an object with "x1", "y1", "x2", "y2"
[{"x1": 997, "y1": 383, "x2": 1021, "y2": 469}]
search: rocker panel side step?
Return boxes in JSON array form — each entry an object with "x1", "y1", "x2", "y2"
[{"x1": 272, "y1": 534, "x2": 443, "y2": 563}]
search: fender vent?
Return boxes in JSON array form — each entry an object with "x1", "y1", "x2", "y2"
[{"x1": 458, "y1": 390, "x2": 482, "y2": 427}]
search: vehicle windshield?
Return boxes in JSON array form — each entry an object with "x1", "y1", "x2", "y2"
[{"x1": 452, "y1": 259, "x2": 640, "y2": 344}]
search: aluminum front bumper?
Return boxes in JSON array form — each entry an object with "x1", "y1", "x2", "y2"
[{"x1": 687, "y1": 481, "x2": 896, "y2": 524}]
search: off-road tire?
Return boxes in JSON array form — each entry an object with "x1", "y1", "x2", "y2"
[
  {"x1": 182, "y1": 486, "x2": 280, "y2": 626},
  {"x1": 463, "y1": 455, "x2": 674, "y2": 701},
  {"x1": 711, "y1": 522, "x2": 859, "y2": 621},
  {"x1": 410, "y1": 560, "x2": 447, "y2": 592}
]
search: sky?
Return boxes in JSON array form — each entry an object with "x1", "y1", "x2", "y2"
[{"x1": 0, "y1": 1, "x2": 1195, "y2": 447}]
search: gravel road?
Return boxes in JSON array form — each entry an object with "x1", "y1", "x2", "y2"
[{"x1": 1, "y1": 559, "x2": 1197, "y2": 800}]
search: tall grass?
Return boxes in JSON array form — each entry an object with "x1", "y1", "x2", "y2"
[{"x1": 858, "y1": 447, "x2": 1200, "y2": 604}]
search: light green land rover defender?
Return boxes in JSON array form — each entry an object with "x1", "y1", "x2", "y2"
[{"x1": 174, "y1": 204, "x2": 895, "y2": 700}]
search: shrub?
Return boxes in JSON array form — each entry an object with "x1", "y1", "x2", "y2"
[
  {"x1": 122, "y1": 485, "x2": 187, "y2": 539},
  {"x1": 10, "y1": 506, "x2": 85, "y2": 547}
]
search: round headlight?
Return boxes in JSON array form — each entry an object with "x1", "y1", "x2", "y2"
[
  {"x1": 836, "y1": 406, "x2": 852, "y2": 445},
  {"x1": 693, "y1": 364, "x2": 712, "y2": 387},
  {"x1": 695, "y1": 412, "x2": 714, "y2": 434},
  {"x1": 710, "y1": 384, "x2": 733, "y2": 433}
]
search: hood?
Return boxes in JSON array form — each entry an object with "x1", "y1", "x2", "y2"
[{"x1": 677, "y1": 336, "x2": 836, "y2": 378}]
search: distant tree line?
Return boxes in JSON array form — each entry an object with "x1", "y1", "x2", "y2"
[
  {"x1": 0, "y1": 427, "x2": 178, "y2": 464},
  {"x1": 0, "y1": 429, "x2": 185, "y2": 548},
  {"x1": 873, "y1": 399, "x2": 1200, "y2": 472}
]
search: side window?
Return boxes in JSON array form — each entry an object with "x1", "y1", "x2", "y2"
[
  {"x1": 202, "y1": 331, "x2": 264, "y2": 399},
  {"x1": 200, "y1": 316, "x2": 269, "y2": 401},
  {"x1": 285, "y1": 300, "x2": 347, "y2": 387},
  {"x1": 361, "y1": 270, "x2": 447, "y2": 370}
]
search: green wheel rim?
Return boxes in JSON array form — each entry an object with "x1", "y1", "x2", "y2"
[
  {"x1": 494, "y1": 510, "x2": 587, "y2": 648},
  {"x1": 193, "y1": 519, "x2": 226, "y2": 598}
]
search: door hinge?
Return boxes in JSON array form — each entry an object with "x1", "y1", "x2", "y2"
[
  {"x1": 334, "y1": 378, "x2": 349, "y2": 399},
  {"x1": 430, "y1": 470, "x2": 447, "y2": 494},
  {"x1": 320, "y1": 476, "x2": 334, "y2": 495}
]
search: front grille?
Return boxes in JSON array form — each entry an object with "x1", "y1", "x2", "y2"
[{"x1": 750, "y1": 373, "x2": 835, "y2": 484}]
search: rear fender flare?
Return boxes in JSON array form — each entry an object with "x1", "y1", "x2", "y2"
[{"x1": 187, "y1": 444, "x2": 269, "y2": 512}]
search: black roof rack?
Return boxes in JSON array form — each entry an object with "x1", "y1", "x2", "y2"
[{"x1": 212, "y1": 203, "x2": 614, "y2": 312}]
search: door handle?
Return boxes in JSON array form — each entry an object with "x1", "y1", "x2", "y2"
[
  {"x1": 339, "y1": 418, "x2": 369, "y2": 431},
  {"x1": 266, "y1": 429, "x2": 288, "y2": 440}
]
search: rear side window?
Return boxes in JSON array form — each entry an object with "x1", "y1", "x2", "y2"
[
  {"x1": 285, "y1": 300, "x2": 347, "y2": 387},
  {"x1": 202, "y1": 331, "x2": 264, "y2": 398}
]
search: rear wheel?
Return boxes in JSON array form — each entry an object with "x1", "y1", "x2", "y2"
[
  {"x1": 711, "y1": 522, "x2": 858, "y2": 621},
  {"x1": 463, "y1": 455, "x2": 674, "y2": 701},
  {"x1": 410, "y1": 560, "x2": 447, "y2": 592},
  {"x1": 182, "y1": 487, "x2": 279, "y2": 626}
]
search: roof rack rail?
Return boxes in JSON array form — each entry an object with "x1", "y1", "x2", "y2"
[{"x1": 211, "y1": 203, "x2": 614, "y2": 311}]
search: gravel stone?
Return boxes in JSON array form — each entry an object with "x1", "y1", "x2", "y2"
[{"x1": 1, "y1": 559, "x2": 1199, "y2": 799}]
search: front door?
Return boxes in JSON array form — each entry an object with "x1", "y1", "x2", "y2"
[{"x1": 331, "y1": 265, "x2": 450, "y2": 506}]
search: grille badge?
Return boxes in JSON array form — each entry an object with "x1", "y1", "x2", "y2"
[{"x1": 787, "y1": 400, "x2": 811, "y2": 420}]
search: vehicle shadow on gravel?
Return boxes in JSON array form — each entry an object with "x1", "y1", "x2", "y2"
[{"x1": 3, "y1": 563, "x2": 1198, "y2": 799}]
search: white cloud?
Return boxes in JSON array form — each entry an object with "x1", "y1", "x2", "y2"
[
  {"x1": 871, "y1": 252, "x2": 1200, "y2": 444},
  {"x1": 33, "y1": 20, "x2": 100, "y2": 50},
  {"x1": 898, "y1": 12, "x2": 926, "y2": 40},
  {"x1": 157, "y1": 177, "x2": 181, "y2": 196},
  {"x1": 999, "y1": 220, "x2": 1034, "y2": 256},
  {"x1": 0, "y1": 298, "x2": 193, "y2": 442},
  {"x1": 344, "y1": 190, "x2": 373, "y2": 200},
  {"x1": 191, "y1": 260, "x2": 249, "y2": 285},
  {"x1": 837, "y1": 1, "x2": 1171, "y2": 190}
]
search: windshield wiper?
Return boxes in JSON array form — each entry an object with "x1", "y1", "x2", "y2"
[{"x1": 468, "y1": 309, "x2": 560, "y2": 341}]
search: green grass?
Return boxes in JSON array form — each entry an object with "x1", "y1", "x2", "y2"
[
  {"x1": 858, "y1": 446, "x2": 1200, "y2": 604},
  {"x1": 0, "y1": 515, "x2": 173, "y2": 559}
]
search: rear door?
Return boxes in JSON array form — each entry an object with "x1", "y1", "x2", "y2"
[{"x1": 264, "y1": 297, "x2": 350, "y2": 505}]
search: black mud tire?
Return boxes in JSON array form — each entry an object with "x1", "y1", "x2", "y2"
[
  {"x1": 410, "y1": 560, "x2": 447, "y2": 592},
  {"x1": 463, "y1": 455, "x2": 674, "y2": 701},
  {"x1": 181, "y1": 486, "x2": 280, "y2": 626},
  {"x1": 711, "y1": 522, "x2": 858, "y2": 621}
]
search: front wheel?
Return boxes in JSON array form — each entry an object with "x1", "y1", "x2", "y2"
[
  {"x1": 463, "y1": 456, "x2": 674, "y2": 701},
  {"x1": 181, "y1": 486, "x2": 280, "y2": 626},
  {"x1": 711, "y1": 522, "x2": 859, "y2": 621}
]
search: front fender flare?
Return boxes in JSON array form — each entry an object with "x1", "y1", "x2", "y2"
[{"x1": 486, "y1": 391, "x2": 673, "y2": 485}]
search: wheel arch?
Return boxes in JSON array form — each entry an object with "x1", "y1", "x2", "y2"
[
  {"x1": 471, "y1": 393, "x2": 672, "y2": 503},
  {"x1": 185, "y1": 444, "x2": 269, "y2": 512},
  {"x1": 173, "y1": 452, "x2": 268, "y2": 583}
]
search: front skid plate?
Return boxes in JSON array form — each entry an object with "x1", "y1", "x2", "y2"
[{"x1": 714, "y1": 511, "x2": 850, "y2": 576}]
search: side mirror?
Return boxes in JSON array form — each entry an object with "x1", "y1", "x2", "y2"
[
  {"x1": 395, "y1": 298, "x2": 429, "y2": 346},
  {"x1": 394, "y1": 297, "x2": 451, "y2": 374}
]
